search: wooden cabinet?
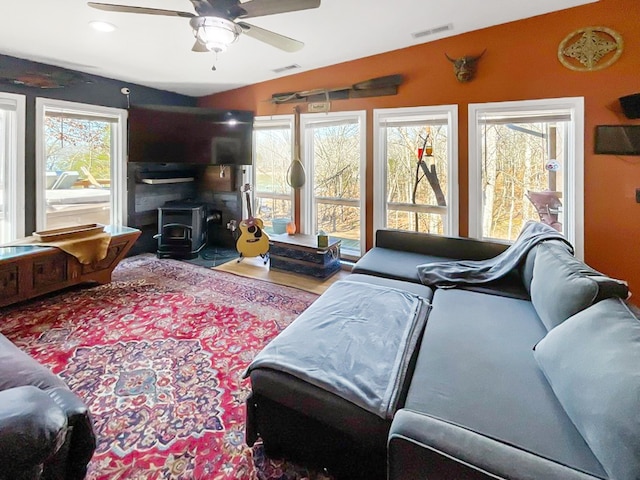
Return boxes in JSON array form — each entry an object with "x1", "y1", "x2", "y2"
[
  {"x1": 0, "y1": 265, "x2": 19, "y2": 299},
  {"x1": 0, "y1": 226, "x2": 140, "y2": 308}
]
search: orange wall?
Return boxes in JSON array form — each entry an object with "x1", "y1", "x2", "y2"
[{"x1": 200, "y1": 0, "x2": 640, "y2": 299}]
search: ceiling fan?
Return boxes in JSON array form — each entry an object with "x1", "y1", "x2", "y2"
[{"x1": 87, "y1": 0, "x2": 320, "y2": 55}]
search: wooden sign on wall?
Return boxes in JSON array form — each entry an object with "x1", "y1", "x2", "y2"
[{"x1": 201, "y1": 165, "x2": 236, "y2": 192}]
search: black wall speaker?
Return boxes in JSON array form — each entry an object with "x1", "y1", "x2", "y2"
[
  {"x1": 595, "y1": 125, "x2": 640, "y2": 155},
  {"x1": 619, "y1": 93, "x2": 640, "y2": 119}
]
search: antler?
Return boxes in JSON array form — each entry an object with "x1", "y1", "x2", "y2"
[
  {"x1": 470, "y1": 49, "x2": 487, "y2": 61},
  {"x1": 444, "y1": 49, "x2": 487, "y2": 63}
]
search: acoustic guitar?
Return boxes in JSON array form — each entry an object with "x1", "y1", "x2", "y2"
[{"x1": 236, "y1": 183, "x2": 270, "y2": 259}]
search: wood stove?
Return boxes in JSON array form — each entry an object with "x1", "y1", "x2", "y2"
[{"x1": 155, "y1": 202, "x2": 207, "y2": 259}]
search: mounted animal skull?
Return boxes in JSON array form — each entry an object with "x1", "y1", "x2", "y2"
[{"x1": 445, "y1": 50, "x2": 486, "y2": 83}]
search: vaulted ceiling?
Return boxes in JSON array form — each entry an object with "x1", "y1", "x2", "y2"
[{"x1": 0, "y1": 0, "x2": 596, "y2": 97}]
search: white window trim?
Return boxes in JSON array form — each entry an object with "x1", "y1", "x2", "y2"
[
  {"x1": 0, "y1": 92, "x2": 26, "y2": 240},
  {"x1": 35, "y1": 98, "x2": 128, "y2": 230},
  {"x1": 373, "y1": 105, "x2": 459, "y2": 236},
  {"x1": 300, "y1": 110, "x2": 367, "y2": 256},
  {"x1": 468, "y1": 97, "x2": 584, "y2": 258},
  {"x1": 249, "y1": 114, "x2": 295, "y2": 219}
]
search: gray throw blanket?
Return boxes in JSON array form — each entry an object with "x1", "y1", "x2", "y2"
[
  {"x1": 417, "y1": 221, "x2": 573, "y2": 287},
  {"x1": 244, "y1": 280, "x2": 431, "y2": 420}
]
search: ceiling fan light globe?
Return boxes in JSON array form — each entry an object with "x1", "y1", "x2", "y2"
[{"x1": 191, "y1": 16, "x2": 241, "y2": 53}]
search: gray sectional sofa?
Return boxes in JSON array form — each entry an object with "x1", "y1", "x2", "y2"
[{"x1": 245, "y1": 223, "x2": 637, "y2": 480}]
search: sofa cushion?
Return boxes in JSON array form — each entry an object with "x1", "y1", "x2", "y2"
[
  {"x1": 246, "y1": 279, "x2": 430, "y2": 420},
  {"x1": 353, "y1": 248, "x2": 528, "y2": 299},
  {"x1": 534, "y1": 298, "x2": 640, "y2": 480},
  {"x1": 404, "y1": 289, "x2": 606, "y2": 477},
  {"x1": 519, "y1": 239, "x2": 572, "y2": 295},
  {"x1": 345, "y1": 273, "x2": 434, "y2": 301},
  {"x1": 530, "y1": 242, "x2": 628, "y2": 331},
  {"x1": 389, "y1": 410, "x2": 605, "y2": 480},
  {"x1": 352, "y1": 247, "x2": 443, "y2": 283},
  {"x1": 375, "y1": 228, "x2": 509, "y2": 258}
]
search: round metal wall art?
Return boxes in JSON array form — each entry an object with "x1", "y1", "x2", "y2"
[{"x1": 558, "y1": 26, "x2": 623, "y2": 71}]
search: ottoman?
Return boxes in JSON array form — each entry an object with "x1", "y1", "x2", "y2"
[{"x1": 244, "y1": 274, "x2": 433, "y2": 479}]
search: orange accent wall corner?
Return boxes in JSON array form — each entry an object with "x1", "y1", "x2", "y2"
[{"x1": 200, "y1": 0, "x2": 640, "y2": 300}]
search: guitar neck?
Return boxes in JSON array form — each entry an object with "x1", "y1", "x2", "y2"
[{"x1": 245, "y1": 191, "x2": 253, "y2": 219}]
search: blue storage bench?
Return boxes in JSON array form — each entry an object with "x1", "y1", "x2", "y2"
[{"x1": 269, "y1": 233, "x2": 341, "y2": 278}]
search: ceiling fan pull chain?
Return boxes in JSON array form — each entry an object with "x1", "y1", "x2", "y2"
[{"x1": 212, "y1": 51, "x2": 219, "y2": 71}]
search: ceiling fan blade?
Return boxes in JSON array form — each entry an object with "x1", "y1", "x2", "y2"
[
  {"x1": 238, "y1": 0, "x2": 320, "y2": 19},
  {"x1": 237, "y1": 22, "x2": 304, "y2": 52},
  {"x1": 87, "y1": 2, "x2": 195, "y2": 18},
  {"x1": 192, "y1": 40, "x2": 209, "y2": 53}
]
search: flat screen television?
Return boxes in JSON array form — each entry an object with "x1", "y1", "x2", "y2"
[
  {"x1": 594, "y1": 125, "x2": 640, "y2": 156},
  {"x1": 128, "y1": 105, "x2": 254, "y2": 164}
]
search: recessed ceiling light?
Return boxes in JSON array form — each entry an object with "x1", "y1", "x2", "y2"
[{"x1": 89, "y1": 21, "x2": 116, "y2": 33}]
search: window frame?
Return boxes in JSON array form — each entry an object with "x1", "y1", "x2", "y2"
[
  {"x1": 0, "y1": 92, "x2": 26, "y2": 242},
  {"x1": 35, "y1": 98, "x2": 128, "y2": 230},
  {"x1": 373, "y1": 105, "x2": 459, "y2": 236},
  {"x1": 249, "y1": 114, "x2": 295, "y2": 229},
  {"x1": 468, "y1": 97, "x2": 585, "y2": 258},
  {"x1": 300, "y1": 110, "x2": 367, "y2": 257}
]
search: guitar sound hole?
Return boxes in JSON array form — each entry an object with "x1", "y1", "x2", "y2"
[{"x1": 248, "y1": 226, "x2": 256, "y2": 234}]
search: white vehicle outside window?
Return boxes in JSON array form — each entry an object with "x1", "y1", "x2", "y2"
[{"x1": 35, "y1": 98, "x2": 127, "y2": 231}]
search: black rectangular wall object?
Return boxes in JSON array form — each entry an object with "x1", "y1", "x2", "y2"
[
  {"x1": 594, "y1": 125, "x2": 640, "y2": 156},
  {"x1": 619, "y1": 93, "x2": 640, "y2": 119},
  {"x1": 128, "y1": 105, "x2": 254, "y2": 165}
]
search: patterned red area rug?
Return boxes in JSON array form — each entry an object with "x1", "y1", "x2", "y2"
[{"x1": 0, "y1": 254, "x2": 329, "y2": 480}]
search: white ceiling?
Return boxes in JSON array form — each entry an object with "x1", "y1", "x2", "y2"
[{"x1": 0, "y1": 0, "x2": 595, "y2": 98}]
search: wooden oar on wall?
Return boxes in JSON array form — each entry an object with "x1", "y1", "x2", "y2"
[{"x1": 271, "y1": 74, "x2": 404, "y2": 104}]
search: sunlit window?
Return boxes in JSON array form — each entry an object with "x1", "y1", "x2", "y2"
[
  {"x1": 374, "y1": 106, "x2": 459, "y2": 236},
  {"x1": 252, "y1": 116, "x2": 293, "y2": 235},
  {"x1": 36, "y1": 99, "x2": 127, "y2": 231},
  {"x1": 0, "y1": 92, "x2": 25, "y2": 243},
  {"x1": 469, "y1": 97, "x2": 584, "y2": 257},
  {"x1": 301, "y1": 111, "x2": 366, "y2": 258}
]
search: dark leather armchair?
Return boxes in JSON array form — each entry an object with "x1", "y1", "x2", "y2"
[{"x1": 0, "y1": 334, "x2": 95, "y2": 479}]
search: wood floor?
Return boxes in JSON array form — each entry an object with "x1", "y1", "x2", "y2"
[{"x1": 213, "y1": 255, "x2": 351, "y2": 295}]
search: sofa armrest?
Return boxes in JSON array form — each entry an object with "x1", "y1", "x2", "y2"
[
  {"x1": 388, "y1": 409, "x2": 602, "y2": 480},
  {"x1": 0, "y1": 386, "x2": 67, "y2": 474},
  {"x1": 375, "y1": 229, "x2": 508, "y2": 260},
  {"x1": 45, "y1": 387, "x2": 96, "y2": 480}
]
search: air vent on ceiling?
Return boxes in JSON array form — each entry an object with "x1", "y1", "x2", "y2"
[
  {"x1": 411, "y1": 23, "x2": 453, "y2": 39},
  {"x1": 272, "y1": 64, "x2": 301, "y2": 74}
]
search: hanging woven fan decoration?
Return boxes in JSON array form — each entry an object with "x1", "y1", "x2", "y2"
[{"x1": 287, "y1": 106, "x2": 306, "y2": 189}]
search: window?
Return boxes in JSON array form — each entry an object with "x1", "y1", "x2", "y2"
[
  {"x1": 0, "y1": 92, "x2": 26, "y2": 243},
  {"x1": 251, "y1": 115, "x2": 294, "y2": 234},
  {"x1": 35, "y1": 99, "x2": 127, "y2": 231},
  {"x1": 373, "y1": 105, "x2": 459, "y2": 236},
  {"x1": 469, "y1": 97, "x2": 584, "y2": 257},
  {"x1": 301, "y1": 111, "x2": 366, "y2": 257}
]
